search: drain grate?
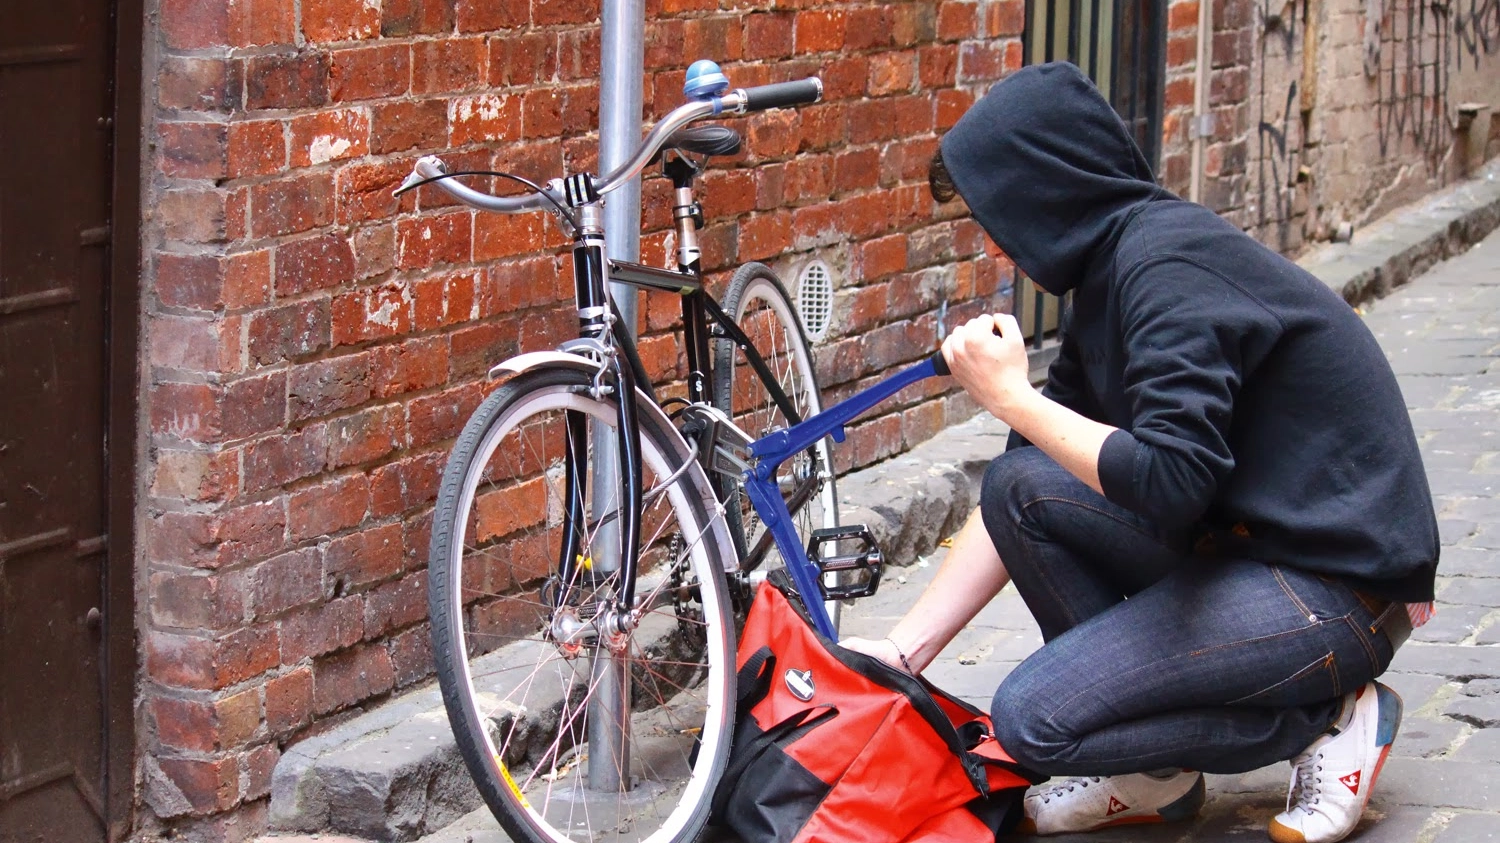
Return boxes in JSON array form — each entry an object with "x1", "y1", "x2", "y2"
[{"x1": 796, "y1": 260, "x2": 833, "y2": 343}]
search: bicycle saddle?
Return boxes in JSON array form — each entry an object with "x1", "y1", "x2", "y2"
[{"x1": 653, "y1": 125, "x2": 743, "y2": 162}]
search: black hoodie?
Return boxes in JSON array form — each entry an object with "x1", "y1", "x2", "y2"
[{"x1": 940, "y1": 63, "x2": 1438, "y2": 602}]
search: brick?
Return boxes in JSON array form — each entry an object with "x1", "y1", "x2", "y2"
[
  {"x1": 215, "y1": 688, "x2": 262, "y2": 749},
  {"x1": 328, "y1": 404, "x2": 403, "y2": 468},
  {"x1": 159, "y1": 57, "x2": 242, "y2": 112},
  {"x1": 245, "y1": 52, "x2": 330, "y2": 111},
  {"x1": 456, "y1": 0, "x2": 527, "y2": 30},
  {"x1": 489, "y1": 32, "x2": 558, "y2": 87},
  {"x1": 243, "y1": 744, "x2": 280, "y2": 802},
  {"x1": 149, "y1": 569, "x2": 246, "y2": 631},
  {"x1": 250, "y1": 548, "x2": 324, "y2": 620},
  {"x1": 150, "y1": 313, "x2": 241, "y2": 374},
  {"x1": 381, "y1": 0, "x2": 456, "y2": 36},
  {"x1": 795, "y1": 9, "x2": 846, "y2": 53},
  {"x1": 288, "y1": 353, "x2": 372, "y2": 422},
  {"x1": 221, "y1": 372, "x2": 288, "y2": 440},
  {"x1": 868, "y1": 51, "x2": 917, "y2": 96},
  {"x1": 230, "y1": 0, "x2": 296, "y2": 47},
  {"x1": 151, "y1": 381, "x2": 221, "y2": 444},
  {"x1": 331, "y1": 281, "x2": 414, "y2": 344},
  {"x1": 227, "y1": 120, "x2": 287, "y2": 179},
  {"x1": 325, "y1": 521, "x2": 404, "y2": 593},
  {"x1": 396, "y1": 212, "x2": 471, "y2": 269},
  {"x1": 353, "y1": 224, "x2": 398, "y2": 280},
  {"x1": 861, "y1": 234, "x2": 908, "y2": 281},
  {"x1": 369, "y1": 336, "x2": 449, "y2": 400},
  {"x1": 406, "y1": 385, "x2": 483, "y2": 448},
  {"x1": 363, "y1": 571, "x2": 426, "y2": 638},
  {"x1": 937, "y1": 1, "x2": 978, "y2": 40},
  {"x1": 264, "y1": 667, "x2": 314, "y2": 733},
  {"x1": 243, "y1": 425, "x2": 329, "y2": 493},
  {"x1": 919, "y1": 43, "x2": 959, "y2": 88},
  {"x1": 313, "y1": 643, "x2": 395, "y2": 715},
  {"x1": 986, "y1": 0, "x2": 1026, "y2": 36},
  {"x1": 303, "y1": 0, "x2": 381, "y2": 42},
  {"x1": 288, "y1": 474, "x2": 370, "y2": 540},
  {"x1": 683, "y1": 17, "x2": 743, "y2": 63},
  {"x1": 154, "y1": 756, "x2": 239, "y2": 815},
  {"x1": 936, "y1": 87, "x2": 974, "y2": 130},
  {"x1": 290, "y1": 108, "x2": 370, "y2": 167},
  {"x1": 371, "y1": 99, "x2": 448, "y2": 155},
  {"x1": 248, "y1": 300, "x2": 331, "y2": 367},
  {"x1": 275, "y1": 234, "x2": 355, "y2": 297},
  {"x1": 450, "y1": 93, "x2": 521, "y2": 147},
  {"x1": 389, "y1": 626, "x2": 433, "y2": 687},
  {"x1": 821, "y1": 55, "x2": 871, "y2": 100},
  {"x1": 146, "y1": 625, "x2": 280, "y2": 691},
  {"x1": 409, "y1": 271, "x2": 475, "y2": 330},
  {"x1": 329, "y1": 44, "x2": 410, "y2": 102},
  {"x1": 1168, "y1": 0, "x2": 1201, "y2": 30},
  {"x1": 533, "y1": 0, "x2": 595, "y2": 26},
  {"x1": 153, "y1": 447, "x2": 240, "y2": 503},
  {"x1": 151, "y1": 696, "x2": 218, "y2": 753},
  {"x1": 147, "y1": 500, "x2": 288, "y2": 572},
  {"x1": 413, "y1": 36, "x2": 486, "y2": 95},
  {"x1": 250, "y1": 174, "x2": 335, "y2": 239},
  {"x1": 160, "y1": 122, "x2": 228, "y2": 180},
  {"x1": 159, "y1": 189, "x2": 228, "y2": 245},
  {"x1": 160, "y1": 0, "x2": 229, "y2": 50}
]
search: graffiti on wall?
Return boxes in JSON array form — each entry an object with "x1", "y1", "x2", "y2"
[
  {"x1": 1453, "y1": 0, "x2": 1499, "y2": 70},
  {"x1": 1253, "y1": 0, "x2": 1306, "y2": 249},
  {"x1": 1373, "y1": 0, "x2": 1498, "y2": 167}
]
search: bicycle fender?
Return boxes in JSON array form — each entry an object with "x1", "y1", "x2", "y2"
[
  {"x1": 488, "y1": 350, "x2": 607, "y2": 380},
  {"x1": 489, "y1": 353, "x2": 741, "y2": 573}
]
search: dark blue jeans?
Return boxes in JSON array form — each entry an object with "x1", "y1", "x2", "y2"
[{"x1": 980, "y1": 447, "x2": 1397, "y2": 776}]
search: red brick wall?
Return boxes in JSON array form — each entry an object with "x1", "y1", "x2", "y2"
[{"x1": 139, "y1": 1, "x2": 1025, "y2": 838}]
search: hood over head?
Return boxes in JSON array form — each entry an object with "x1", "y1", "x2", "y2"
[{"x1": 940, "y1": 62, "x2": 1161, "y2": 295}]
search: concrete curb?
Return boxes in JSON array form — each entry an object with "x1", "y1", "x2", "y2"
[
  {"x1": 1299, "y1": 159, "x2": 1500, "y2": 305},
  {"x1": 265, "y1": 162, "x2": 1500, "y2": 843}
]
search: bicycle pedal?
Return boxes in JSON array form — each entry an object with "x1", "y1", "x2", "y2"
[{"x1": 806, "y1": 525, "x2": 883, "y2": 600}]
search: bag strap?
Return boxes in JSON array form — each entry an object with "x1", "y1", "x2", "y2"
[
  {"x1": 736, "y1": 646, "x2": 777, "y2": 710},
  {"x1": 710, "y1": 704, "x2": 838, "y2": 821}
]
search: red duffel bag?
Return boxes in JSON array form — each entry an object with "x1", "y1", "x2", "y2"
[{"x1": 710, "y1": 580, "x2": 1043, "y2": 843}]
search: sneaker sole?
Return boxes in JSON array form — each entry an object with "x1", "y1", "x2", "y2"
[{"x1": 1019, "y1": 775, "x2": 1206, "y2": 836}]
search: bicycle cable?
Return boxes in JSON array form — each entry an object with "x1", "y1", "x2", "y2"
[{"x1": 394, "y1": 169, "x2": 582, "y2": 234}]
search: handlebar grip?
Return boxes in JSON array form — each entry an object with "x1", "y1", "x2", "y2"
[
  {"x1": 930, "y1": 349, "x2": 950, "y2": 377},
  {"x1": 741, "y1": 78, "x2": 823, "y2": 111}
]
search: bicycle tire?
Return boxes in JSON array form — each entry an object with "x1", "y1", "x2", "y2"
[
  {"x1": 711, "y1": 262, "x2": 841, "y2": 627},
  {"x1": 429, "y1": 366, "x2": 736, "y2": 843}
]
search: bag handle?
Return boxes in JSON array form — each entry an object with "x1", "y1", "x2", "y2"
[{"x1": 736, "y1": 646, "x2": 777, "y2": 710}]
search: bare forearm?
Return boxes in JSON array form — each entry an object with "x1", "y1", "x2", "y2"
[
  {"x1": 996, "y1": 389, "x2": 1116, "y2": 495},
  {"x1": 886, "y1": 508, "x2": 1010, "y2": 672}
]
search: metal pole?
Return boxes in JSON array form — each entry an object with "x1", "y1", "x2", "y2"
[{"x1": 588, "y1": 0, "x2": 645, "y2": 794}]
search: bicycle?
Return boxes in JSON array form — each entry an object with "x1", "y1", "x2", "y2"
[{"x1": 402, "y1": 60, "x2": 952, "y2": 843}]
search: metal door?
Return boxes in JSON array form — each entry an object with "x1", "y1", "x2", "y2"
[{"x1": 1, "y1": 1, "x2": 129, "y2": 840}]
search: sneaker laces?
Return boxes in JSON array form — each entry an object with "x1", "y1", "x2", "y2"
[
  {"x1": 1036, "y1": 776, "x2": 1103, "y2": 803},
  {"x1": 1284, "y1": 748, "x2": 1325, "y2": 816}
]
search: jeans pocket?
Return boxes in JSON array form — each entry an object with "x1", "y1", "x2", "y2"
[{"x1": 1226, "y1": 651, "x2": 1340, "y2": 707}]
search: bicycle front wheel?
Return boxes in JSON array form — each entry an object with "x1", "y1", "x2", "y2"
[
  {"x1": 429, "y1": 366, "x2": 736, "y2": 843},
  {"x1": 712, "y1": 262, "x2": 840, "y2": 623}
]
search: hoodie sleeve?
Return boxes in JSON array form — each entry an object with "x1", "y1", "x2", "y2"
[{"x1": 1095, "y1": 259, "x2": 1279, "y2": 529}]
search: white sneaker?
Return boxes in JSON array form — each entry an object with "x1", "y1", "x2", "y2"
[
  {"x1": 1018, "y1": 770, "x2": 1205, "y2": 835},
  {"x1": 1268, "y1": 682, "x2": 1403, "y2": 843}
]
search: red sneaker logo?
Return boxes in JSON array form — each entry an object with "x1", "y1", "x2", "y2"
[
  {"x1": 1339, "y1": 771, "x2": 1361, "y2": 794},
  {"x1": 1106, "y1": 796, "x2": 1130, "y2": 816}
]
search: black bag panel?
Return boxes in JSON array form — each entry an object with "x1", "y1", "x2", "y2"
[{"x1": 710, "y1": 716, "x2": 834, "y2": 843}]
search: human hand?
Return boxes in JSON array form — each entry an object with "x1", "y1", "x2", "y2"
[
  {"x1": 940, "y1": 312, "x2": 1032, "y2": 420},
  {"x1": 839, "y1": 636, "x2": 917, "y2": 674}
]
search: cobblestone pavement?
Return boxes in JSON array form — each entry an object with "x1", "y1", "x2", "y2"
[{"x1": 261, "y1": 233, "x2": 1500, "y2": 843}]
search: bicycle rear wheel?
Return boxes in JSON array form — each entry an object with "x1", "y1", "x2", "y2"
[
  {"x1": 712, "y1": 262, "x2": 840, "y2": 624},
  {"x1": 428, "y1": 366, "x2": 735, "y2": 843}
]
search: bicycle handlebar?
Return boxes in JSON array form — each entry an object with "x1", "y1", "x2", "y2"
[{"x1": 401, "y1": 76, "x2": 823, "y2": 214}]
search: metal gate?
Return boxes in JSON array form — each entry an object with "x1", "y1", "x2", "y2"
[
  {"x1": 0, "y1": 0, "x2": 138, "y2": 840},
  {"x1": 1017, "y1": 0, "x2": 1167, "y2": 360}
]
